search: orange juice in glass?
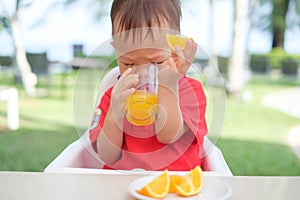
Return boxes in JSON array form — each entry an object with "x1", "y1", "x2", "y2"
[{"x1": 125, "y1": 64, "x2": 158, "y2": 126}]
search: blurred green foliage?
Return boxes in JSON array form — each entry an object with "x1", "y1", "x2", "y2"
[{"x1": 251, "y1": 48, "x2": 300, "y2": 69}]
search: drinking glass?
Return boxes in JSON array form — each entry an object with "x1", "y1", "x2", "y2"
[{"x1": 125, "y1": 63, "x2": 158, "y2": 126}]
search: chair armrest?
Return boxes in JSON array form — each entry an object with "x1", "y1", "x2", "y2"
[
  {"x1": 44, "y1": 134, "x2": 102, "y2": 173},
  {"x1": 202, "y1": 137, "x2": 233, "y2": 176}
]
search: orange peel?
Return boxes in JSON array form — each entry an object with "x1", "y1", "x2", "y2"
[
  {"x1": 166, "y1": 33, "x2": 193, "y2": 50},
  {"x1": 136, "y1": 170, "x2": 170, "y2": 199},
  {"x1": 175, "y1": 165, "x2": 204, "y2": 197}
]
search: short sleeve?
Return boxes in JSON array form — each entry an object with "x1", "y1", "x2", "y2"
[
  {"x1": 89, "y1": 87, "x2": 113, "y2": 152},
  {"x1": 178, "y1": 77, "x2": 208, "y2": 142}
]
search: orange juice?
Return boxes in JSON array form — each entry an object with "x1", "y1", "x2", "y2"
[{"x1": 125, "y1": 90, "x2": 158, "y2": 126}]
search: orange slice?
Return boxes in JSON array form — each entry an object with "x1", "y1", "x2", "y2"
[
  {"x1": 175, "y1": 165, "x2": 203, "y2": 197},
  {"x1": 137, "y1": 170, "x2": 170, "y2": 199},
  {"x1": 169, "y1": 174, "x2": 183, "y2": 193},
  {"x1": 166, "y1": 33, "x2": 193, "y2": 51}
]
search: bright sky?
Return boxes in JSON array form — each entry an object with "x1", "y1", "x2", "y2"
[{"x1": 0, "y1": 0, "x2": 299, "y2": 61}]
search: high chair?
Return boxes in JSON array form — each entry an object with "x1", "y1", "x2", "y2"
[{"x1": 44, "y1": 67, "x2": 232, "y2": 175}]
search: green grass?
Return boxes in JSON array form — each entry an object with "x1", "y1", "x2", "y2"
[
  {"x1": 0, "y1": 73, "x2": 78, "y2": 171},
  {"x1": 217, "y1": 77, "x2": 300, "y2": 175},
  {"x1": 0, "y1": 73, "x2": 299, "y2": 175}
]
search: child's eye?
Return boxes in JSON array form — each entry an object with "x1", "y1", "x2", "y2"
[{"x1": 156, "y1": 59, "x2": 168, "y2": 65}]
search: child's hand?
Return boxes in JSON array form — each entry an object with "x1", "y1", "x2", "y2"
[
  {"x1": 158, "y1": 40, "x2": 197, "y2": 90},
  {"x1": 110, "y1": 68, "x2": 138, "y2": 121},
  {"x1": 169, "y1": 40, "x2": 197, "y2": 75}
]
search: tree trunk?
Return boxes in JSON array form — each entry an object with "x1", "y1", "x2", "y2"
[
  {"x1": 271, "y1": 0, "x2": 289, "y2": 48},
  {"x1": 272, "y1": 26, "x2": 285, "y2": 48},
  {"x1": 209, "y1": 0, "x2": 218, "y2": 68},
  {"x1": 11, "y1": 15, "x2": 37, "y2": 96},
  {"x1": 205, "y1": 0, "x2": 221, "y2": 85},
  {"x1": 227, "y1": 0, "x2": 250, "y2": 95}
]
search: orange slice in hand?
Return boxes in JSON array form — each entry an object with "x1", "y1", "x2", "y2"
[
  {"x1": 137, "y1": 170, "x2": 170, "y2": 199},
  {"x1": 175, "y1": 165, "x2": 204, "y2": 197},
  {"x1": 166, "y1": 33, "x2": 193, "y2": 51}
]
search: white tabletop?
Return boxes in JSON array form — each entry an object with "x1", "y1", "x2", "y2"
[{"x1": 0, "y1": 171, "x2": 299, "y2": 200}]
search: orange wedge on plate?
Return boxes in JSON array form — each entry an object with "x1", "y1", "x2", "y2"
[
  {"x1": 166, "y1": 33, "x2": 193, "y2": 51},
  {"x1": 136, "y1": 170, "x2": 170, "y2": 199},
  {"x1": 175, "y1": 165, "x2": 204, "y2": 197},
  {"x1": 169, "y1": 174, "x2": 183, "y2": 193}
]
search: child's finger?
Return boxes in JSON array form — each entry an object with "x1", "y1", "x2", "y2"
[
  {"x1": 118, "y1": 74, "x2": 138, "y2": 92},
  {"x1": 184, "y1": 40, "x2": 196, "y2": 64},
  {"x1": 175, "y1": 46, "x2": 186, "y2": 69},
  {"x1": 184, "y1": 40, "x2": 193, "y2": 59},
  {"x1": 191, "y1": 42, "x2": 197, "y2": 60},
  {"x1": 113, "y1": 72, "x2": 138, "y2": 100},
  {"x1": 118, "y1": 67, "x2": 133, "y2": 81},
  {"x1": 166, "y1": 57, "x2": 177, "y2": 71},
  {"x1": 175, "y1": 45, "x2": 184, "y2": 61},
  {"x1": 121, "y1": 88, "x2": 135, "y2": 100},
  {"x1": 193, "y1": 42, "x2": 197, "y2": 55},
  {"x1": 112, "y1": 74, "x2": 138, "y2": 107}
]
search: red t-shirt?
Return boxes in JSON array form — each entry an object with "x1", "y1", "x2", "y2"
[{"x1": 89, "y1": 76, "x2": 207, "y2": 171}]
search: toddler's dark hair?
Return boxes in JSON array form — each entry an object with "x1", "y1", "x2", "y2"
[{"x1": 111, "y1": 0, "x2": 181, "y2": 35}]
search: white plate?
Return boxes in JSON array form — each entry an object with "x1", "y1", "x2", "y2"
[{"x1": 128, "y1": 174, "x2": 231, "y2": 200}]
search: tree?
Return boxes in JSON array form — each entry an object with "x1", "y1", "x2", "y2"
[
  {"x1": 1, "y1": 0, "x2": 38, "y2": 96},
  {"x1": 227, "y1": 0, "x2": 251, "y2": 95},
  {"x1": 273, "y1": 0, "x2": 300, "y2": 48},
  {"x1": 208, "y1": 0, "x2": 219, "y2": 78},
  {"x1": 253, "y1": 0, "x2": 300, "y2": 50},
  {"x1": 0, "y1": 0, "x2": 110, "y2": 96},
  {"x1": 272, "y1": 0, "x2": 290, "y2": 48}
]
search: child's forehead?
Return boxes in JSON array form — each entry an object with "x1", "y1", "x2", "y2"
[
  {"x1": 112, "y1": 28, "x2": 178, "y2": 56},
  {"x1": 119, "y1": 48, "x2": 169, "y2": 61}
]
